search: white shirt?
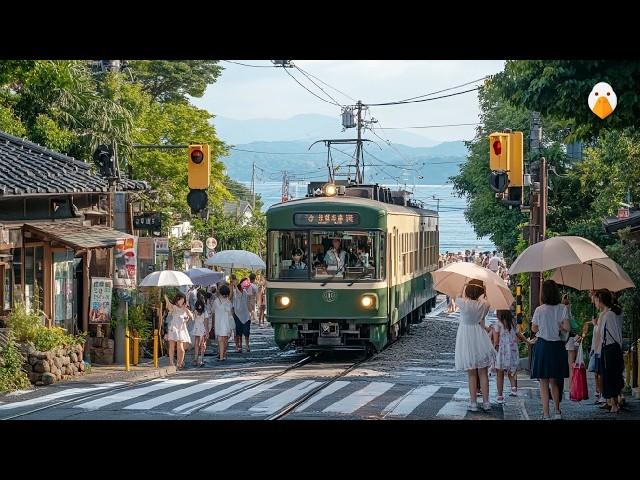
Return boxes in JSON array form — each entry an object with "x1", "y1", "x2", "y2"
[
  {"x1": 325, "y1": 249, "x2": 347, "y2": 270},
  {"x1": 532, "y1": 304, "x2": 569, "y2": 341},
  {"x1": 488, "y1": 255, "x2": 504, "y2": 272},
  {"x1": 455, "y1": 297, "x2": 490, "y2": 326},
  {"x1": 601, "y1": 309, "x2": 623, "y2": 346}
]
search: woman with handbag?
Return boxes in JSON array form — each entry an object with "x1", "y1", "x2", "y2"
[
  {"x1": 594, "y1": 290, "x2": 624, "y2": 414},
  {"x1": 530, "y1": 280, "x2": 571, "y2": 420}
]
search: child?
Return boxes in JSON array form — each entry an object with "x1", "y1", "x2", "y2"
[
  {"x1": 213, "y1": 285, "x2": 233, "y2": 361},
  {"x1": 454, "y1": 280, "x2": 496, "y2": 412},
  {"x1": 492, "y1": 309, "x2": 533, "y2": 403},
  {"x1": 191, "y1": 299, "x2": 208, "y2": 367}
]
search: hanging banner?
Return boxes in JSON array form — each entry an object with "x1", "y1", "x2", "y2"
[
  {"x1": 89, "y1": 277, "x2": 112, "y2": 324},
  {"x1": 114, "y1": 237, "x2": 138, "y2": 289}
]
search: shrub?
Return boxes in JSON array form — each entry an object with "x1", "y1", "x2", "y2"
[
  {"x1": 0, "y1": 333, "x2": 31, "y2": 392},
  {"x1": 32, "y1": 327, "x2": 69, "y2": 352},
  {"x1": 5, "y1": 304, "x2": 42, "y2": 343}
]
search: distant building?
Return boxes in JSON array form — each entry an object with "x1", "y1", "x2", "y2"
[{"x1": 223, "y1": 200, "x2": 253, "y2": 225}]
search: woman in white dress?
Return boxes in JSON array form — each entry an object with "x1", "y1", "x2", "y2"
[
  {"x1": 164, "y1": 293, "x2": 193, "y2": 370},
  {"x1": 454, "y1": 281, "x2": 496, "y2": 412},
  {"x1": 213, "y1": 285, "x2": 233, "y2": 361}
]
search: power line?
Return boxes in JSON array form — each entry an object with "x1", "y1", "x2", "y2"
[
  {"x1": 398, "y1": 76, "x2": 489, "y2": 102},
  {"x1": 221, "y1": 60, "x2": 275, "y2": 68},
  {"x1": 364, "y1": 87, "x2": 480, "y2": 107},
  {"x1": 377, "y1": 122, "x2": 480, "y2": 129},
  {"x1": 293, "y1": 64, "x2": 344, "y2": 107},
  {"x1": 293, "y1": 64, "x2": 357, "y2": 102},
  {"x1": 229, "y1": 147, "x2": 324, "y2": 155},
  {"x1": 281, "y1": 66, "x2": 343, "y2": 107}
]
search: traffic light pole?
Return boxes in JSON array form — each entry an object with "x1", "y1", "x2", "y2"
[{"x1": 529, "y1": 156, "x2": 547, "y2": 319}]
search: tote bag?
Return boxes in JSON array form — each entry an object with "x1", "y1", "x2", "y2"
[{"x1": 570, "y1": 347, "x2": 589, "y2": 401}]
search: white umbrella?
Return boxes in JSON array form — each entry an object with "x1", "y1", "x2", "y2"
[
  {"x1": 183, "y1": 268, "x2": 225, "y2": 286},
  {"x1": 205, "y1": 249, "x2": 266, "y2": 271},
  {"x1": 432, "y1": 262, "x2": 514, "y2": 310},
  {"x1": 550, "y1": 257, "x2": 635, "y2": 292},
  {"x1": 508, "y1": 236, "x2": 608, "y2": 274},
  {"x1": 139, "y1": 270, "x2": 193, "y2": 288}
]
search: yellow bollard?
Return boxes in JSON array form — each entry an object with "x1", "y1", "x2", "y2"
[
  {"x1": 624, "y1": 351, "x2": 631, "y2": 393},
  {"x1": 132, "y1": 335, "x2": 139, "y2": 366},
  {"x1": 125, "y1": 327, "x2": 130, "y2": 372},
  {"x1": 153, "y1": 328, "x2": 159, "y2": 368}
]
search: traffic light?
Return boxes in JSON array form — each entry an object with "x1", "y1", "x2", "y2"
[
  {"x1": 188, "y1": 144, "x2": 210, "y2": 189},
  {"x1": 489, "y1": 131, "x2": 524, "y2": 205},
  {"x1": 187, "y1": 144, "x2": 210, "y2": 214}
]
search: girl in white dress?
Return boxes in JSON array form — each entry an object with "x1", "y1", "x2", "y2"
[
  {"x1": 164, "y1": 293, "x2": 193, "y2": 370},
  {"x1": 454, "y1": 281, "x2": 497, "y2": 412},
  {"x1": 192, "y1": 299, "x2": 209, "y2": 367},
  {"x1": 213, "y1": 285, "x2": 233, "y2": 361}
]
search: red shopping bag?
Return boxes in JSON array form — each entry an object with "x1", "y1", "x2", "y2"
[{"x1": 570, "y1": 347, "x2": 589, "y2": 401}]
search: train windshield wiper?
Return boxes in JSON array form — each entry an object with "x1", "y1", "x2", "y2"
[
  {"x1": 348, "y1": 269, "x2": 371, "y2": 287},
  {"x1": 320, "y1": 263, "x2": 346, "y2": 287}
]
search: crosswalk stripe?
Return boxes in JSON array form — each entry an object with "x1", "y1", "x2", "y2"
[
  {"x1": 382, "y1": 385, "x2": 440, "y2": 417},
  {"x1": 436, "y1": 387, "x2": 469, "y2": 419},
  {"x1": 0, "y1": 383, "x2": 125, "y2": 411},
  {"x1": 249, "y1": 380, "x2": 323, "y2": 415},
  {"x1": 202, "y1": 379, "x2": 288, "y2": 413},
  {"x1": 172, "y1": 380, "x2": 255, "y2": 414},
  {"x1": 294, "y1": 381, "x2": 350, "y2": 412},
  {"x1": 74, "y1": 379, "x2": 195, "y2": 411},
  {"x1": 124, "y1": 378, "x2": 239, "y2": 411},
  {"x1": 323, "y1": 382, "x2": 394, "y2": 414}
]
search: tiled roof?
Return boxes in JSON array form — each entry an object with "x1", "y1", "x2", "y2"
[
  {"x1": 603, "y1": 208, "x2": 640, "y2": 234},
  {"x1": 23, "y1": 222, "x2": 135, "y2": 249},
  {"x1": 0, "y1": 130, "x2": 149, "y2": 197}
]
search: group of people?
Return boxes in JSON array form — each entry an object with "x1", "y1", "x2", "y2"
[
  {"x1": 454, "y1": 277, "x2": 626, "y2": 419},
  {"x1": 163, "y1": 273, "x2": 267, "y2": 368},
  {"x1": 289, "y1": 238, "x2": 373, "y2": 273}
]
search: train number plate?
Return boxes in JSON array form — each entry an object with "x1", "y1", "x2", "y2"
[{"x1": 320, "y1": 322, "x2": 339, "y2": 337}]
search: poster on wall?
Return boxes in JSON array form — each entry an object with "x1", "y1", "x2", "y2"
[
  {"x1": 114, "y1": 237, "x2": 138, "y2": 289},
  {"x1": 89, "y1": 277, "x2": 112, "y2": 324}
]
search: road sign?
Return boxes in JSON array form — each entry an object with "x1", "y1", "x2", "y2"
[
  {"x1": 206, "y1": 237, "x2": 217, "y2": 250},
  {"x1": 191, "y1": 240, "x2": 204, "y2": 253}
]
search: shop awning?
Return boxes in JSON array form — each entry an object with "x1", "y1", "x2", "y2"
[{"x1": 23, "y1": 222, "x2": 135, "y2": 249}]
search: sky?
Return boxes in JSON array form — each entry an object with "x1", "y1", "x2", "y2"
[{"x1": 191, "y1": 60, "x2": 506, "y2": 144}]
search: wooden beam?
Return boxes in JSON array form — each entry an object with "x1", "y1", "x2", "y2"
[
  {"x1": 82, "y1": 249, "x2": 90, "y2": 334},
  {"x1": 44, "y1": 243, "x2": 52, "y2": 322}
]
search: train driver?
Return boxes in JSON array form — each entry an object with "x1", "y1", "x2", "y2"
[
  {"x1": 289, "y1": 248, "x2": 307, "y2": 270},
  {"x1": 324, "y1": 237, "x2": 347, "y2": 272}
]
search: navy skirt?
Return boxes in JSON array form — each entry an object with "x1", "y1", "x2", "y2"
[{"x1": 531, "y1": 338, "x2": 569, "y2": 379}]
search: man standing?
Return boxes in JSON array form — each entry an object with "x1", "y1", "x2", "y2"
[
  {"x1": 247, "y1": 273, "x2": 259, "y2": 323},
  {"x1": 488, "y1": 251, "x2": 505, "y2": 273}
]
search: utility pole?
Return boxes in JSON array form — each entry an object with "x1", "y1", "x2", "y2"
[
  {"x1": 251, "y1": 161, "x2": 256, "y2": 210},
  {"x1": 354, "y1": 101, "x2": 364, "y2": 184},
  {"x1": 432, "y1": 195, "x2": 441, "y2": 215},
  {"x1": 528, "y1": 112, "x2": 544, "y2": 318}
]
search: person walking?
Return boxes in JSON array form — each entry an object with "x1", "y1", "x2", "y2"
[
  {"x1": 191, "y1": 299, "x2": 208, "y2": 367},
  {"x1": 454, "y1": 280, "x2": 496, "y2": 412},
  {"x1": 530, "y1": 280, "x2": 570, "y2": 420},
  {"x1": 232, "y1": 278, "x2": 252, "y2": 353},
  {"x1": 594, "y1": 290, "x2": 624, "y2": 414},
  {"x1": 247, "y1": 273, "x2": 259, "y2": 323},
  {"x1": 213, "y1": 285, "x2": 233, "y2": 361},
  {"x1": 257, "y1": 274, "x2": 266, "y2": 327},
  {"x1": 164, "y1": 293, "x2": 193, "y2": 370},
  {"x1": 492, "y1": 310, "x2": 533, "y2": 402}
]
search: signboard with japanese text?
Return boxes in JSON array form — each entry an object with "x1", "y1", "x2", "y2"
[
  {"x1": 191, "y1": 240, "x2": 204, "y2": 253},
  {"x1": 133, "y1": 212, "x2": 161, "y2": 231},
  {"x1": 294, "y1": 213, "x2": 360, "y2": 227},
  {"x1": 114, "y1": 237, "x2": 137, "y2": 289},
  {"x1": 89, "y1": 277, "x2": 112, "y2": 324}
]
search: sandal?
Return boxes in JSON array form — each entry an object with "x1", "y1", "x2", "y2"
[
  {"x1": 496, "y1": 395, "x2": 505, "y2": 403},
  {"x1": 510, "y1": 387, "x2": 518, "y2": 396}
]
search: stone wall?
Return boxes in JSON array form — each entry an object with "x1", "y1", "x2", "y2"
[
  {"x1": 87, "y1": 337, "x2": 114, "y2": 365},
  {"x1": 21, "y1": 344, "x2": 87, "y2": 386}
]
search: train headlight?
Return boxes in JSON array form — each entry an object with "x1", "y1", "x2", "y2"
[
  {"x1": 323, "y1": 183, "x2": 337, "y2": 197},
  {"x1": 276, "y1": 295, "x2": 291, "y2": 308},
  {"x1": 360, "y1": 294, "x2": 377, "y2": 309}
]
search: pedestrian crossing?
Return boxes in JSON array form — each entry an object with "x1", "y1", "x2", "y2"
[{"x1": 0, "y1": 376, "x2": 507, "y2": 420}]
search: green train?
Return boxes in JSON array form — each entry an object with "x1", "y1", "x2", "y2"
[{"x1": 266, "y1": 181, "x2": 439, "y2": 353}]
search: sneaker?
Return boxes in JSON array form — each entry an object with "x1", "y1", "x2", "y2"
[
  {"x1": 468, "y1": 403, "x2": 479, "y2": 412},
  {"x1": 553, "y1": 413, "x2": 562, "y2": 420},
  {"x1": 541, "y1": 416, "x2": 551, "y2": 420},
  {"x1": 496, "y1": 395, "x2": 505, "y2": 404},
  {"x1": 509, "y1": 387, "x2": 518, "y2": 397},
  {"x1": 482, "y1": 402, "x2": 491, "y2": 412}
]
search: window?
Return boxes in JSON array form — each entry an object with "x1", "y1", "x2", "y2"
[{"x1": 268, "y1": 231, "x2": 309, "y2": 280}]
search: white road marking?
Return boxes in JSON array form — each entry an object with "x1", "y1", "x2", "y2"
[
  {"x1": 382, "y1": 385, "x2": 440, "y2": 417},
  {"x1": 294, "y1": 381, "x2": 350, "y2": 412},
  {"x1": 0, "y1": 383, "x2": 125, "y2": 411},
  {"x1": 436, "y1": 387, "x2": 470, "y2": 419},
  {"x1": 202, "y1": 379, "x2": 288, "y2": 413},
  {"x1": 173, "y1": 380, "x2": 255, "y2": 414},
  {"x1": 249, "y1": 380, "x2": 322, "y2": 415},
  {"x1": 124, "y1": 378, "x2": 239, "y2": 410},
  {"x1": 74, "y1": 379, "x2": 195, "y2": 411},
  {"x1": 323, "y1": 382, "x2": 394, "y2": 414}
]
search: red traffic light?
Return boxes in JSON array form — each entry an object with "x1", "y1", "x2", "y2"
[
  {"x1": 492, "y1": 140, "x2": 502, "y2": 155},
  {"x1": 190, "y1": 149, "x2": 204, "y2": 164}
]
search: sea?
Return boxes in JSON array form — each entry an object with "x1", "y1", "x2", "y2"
[{"x1": 244, "y1": 182, "x2": 496, "y2": 254}]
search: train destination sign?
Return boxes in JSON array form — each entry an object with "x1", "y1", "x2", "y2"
[{"x1": 294, "y1": 213, "x2": 360, "y2": 226}]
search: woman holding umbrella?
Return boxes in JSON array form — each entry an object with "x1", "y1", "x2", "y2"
[
  {"x1": 164, "y1": 293, "x2": 193, "y2": 370},
  {"x1": 530, "y1": 280, "x2": 571, "y2": 420}
]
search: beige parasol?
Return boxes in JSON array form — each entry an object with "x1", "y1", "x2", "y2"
[
  {"x1": 432, "y1": 261, "x2": 514, "y2": 310},
  {"x1": 508, "y1": 236, "x2": 608, "y2": 274},
  {"x1": 550, "y1": 257, "x2": 635, "y2": 292}
]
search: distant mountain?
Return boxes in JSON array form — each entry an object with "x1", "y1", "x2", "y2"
[
  {"x1": 220, "y1": 140, "x2": 468, "y2": 185},
  {"x1": 213, "y1": 114, "x2": 440, "y2": 148}
]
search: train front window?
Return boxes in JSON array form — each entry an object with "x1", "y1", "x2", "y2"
[
  {"x1": 310, "y1": 230, "x2": 382, "y2": 281},
  {"x1": 268, "y1": 231, "x2": 310, "y2": 280}
]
